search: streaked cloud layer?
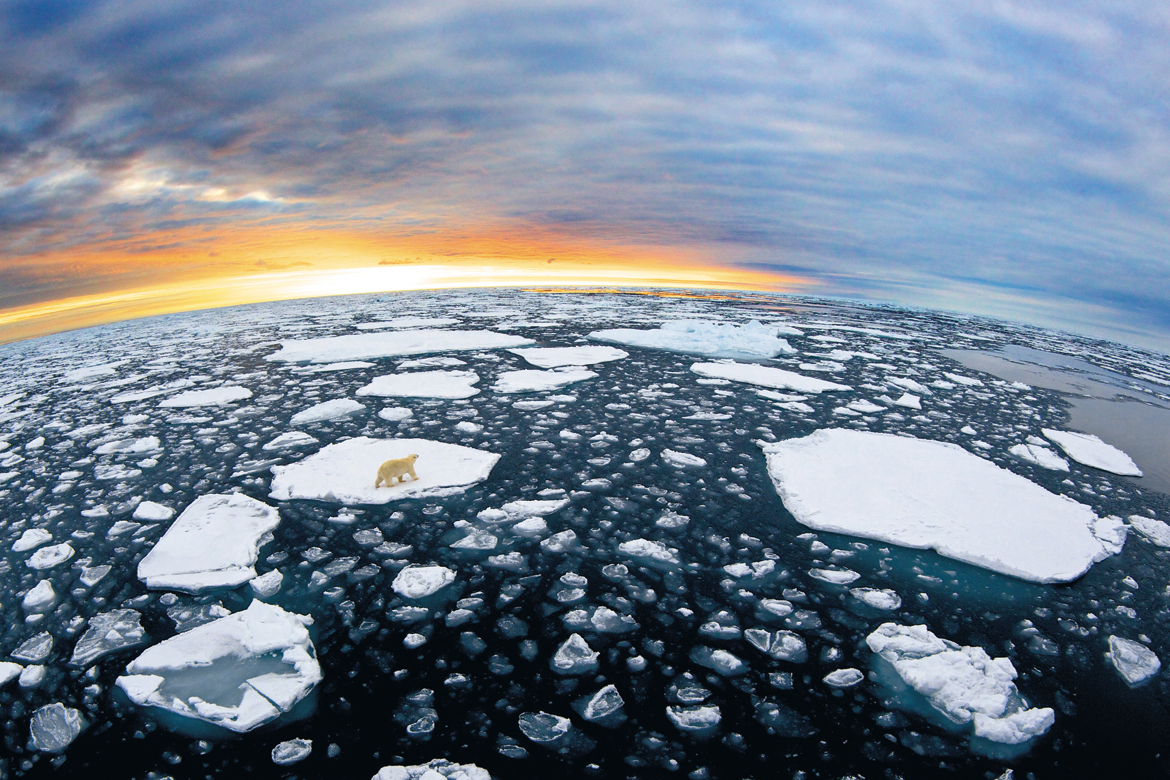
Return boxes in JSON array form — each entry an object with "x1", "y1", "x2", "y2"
[{"x1": 2, "y1": 1, "x2": 1168, "y2": 346}]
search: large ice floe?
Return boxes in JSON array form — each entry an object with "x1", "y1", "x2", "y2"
[
  {"x1": 116, "y1": 601, "x2": 320, "y2": 733},
  {"x1": 691, "y1": 361, "x2": 851, "y2": 394},
  {"x1": 372, "y1": 760, "x2": 490, "y2": 780},
  {"x1": 491, "y1": 368, "x2": 597, "y2": 393},
  {"x1": 357, "y1": 370, "x2": 481, "y2": 399},
  {"x1": 760, "y1": 429, "x2": 1112, "y2": 583},
  {"x1": 264, "y1": 330, "x2": 533, "y2": 363},
  {"x1": 137, "y1": 494, "x2": 281, "y2": 592},
  {"x1": 866, "y1": 623, "x2": 1055, "y2": 746},
  {"x1": 590, "y1": 319, "x2": 798, "y2": 359},
  {"x1": 269, "y1": 437, "x2": 499, "y2": 504},
  {"x1": 508, "y1": 345, "x2": 628, "y2": 368},
  {"x1": 1041, "y1": 428, "x2": 1143, "y2": 477}
]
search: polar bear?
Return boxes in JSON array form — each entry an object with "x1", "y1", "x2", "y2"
[{"x1": 375, "y1": 454, "x2": 419, "y2": 487}]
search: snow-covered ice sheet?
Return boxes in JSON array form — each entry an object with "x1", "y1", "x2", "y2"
[
  {"x1": 590, "y1": 320, "x2": 797, "y2": 359},
  {"x1": 1042, "y1": 429, "x2": 1143, "y2": 476},
  {"x1": 760, "y1": 429, "x2": 1109, "y2": 583},
  {"x1": 137, "y1": 493, "x2": 281, "y2": 593},
  {"x1": 491, "y1": 368, "x2": 597, "y2": 393},
  {"x1": 116, "y1": 601, "x2": 320, "y2": 733},
  {"x1": 691, "y1": 362, "x2": 851, "y2": 394},
  {"x1": 269, "y1": 437, "x2": 500, "y2": 504},
  {"x1": 867, "y1": 623, "x2": 1054, "y2": 745},
  {"x1": 508, "y1": 345, "x2": 628, "y2": 368},
  {"x1": 357, "y1": 371, "x2": 480, "y2": 399},
  {"x1": 265, "y1": 330, "x2": 533, "y2": 363}
]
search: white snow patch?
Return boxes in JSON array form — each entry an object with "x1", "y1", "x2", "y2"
[
  {"x1": 265, "y1": 330, "x2": 533, "y2": 363},
  {"x1": 357, "y1": 371, "x2": 480, "y2": 399},
  {"x1": 591, "y1": 319, "x2": 797, "y2": 359},
  {"x1": 1042, "y1": 429, "x2": 1143, "y2": 477},
  {"x1": 691, "y1": 362, "x2": 851, "y2": 394},
  {"x1": 159, "y1": 386, "x2": 252, "y2": 407},
  {"x1": 508, "y1": 345, "x2": 628, "y2": 368},
  {"x1": 116, "y1": 601, "x2": 320, "y2": 733},
  {"x1": 491, "y1": 368, "x2": 597, "y2": 393},
  {"x1": 137, "y1": 494, "x2": 281, "y2": 593},
  {"x1": 867, "y1": 623, "x2": 1054, "y2": 745},
  {"x1": 760, "y1": 429, "x2": 1107, "y2": 583},
  {"x1": 269, "y1": 437, "x2": 499, "y2": 504}
]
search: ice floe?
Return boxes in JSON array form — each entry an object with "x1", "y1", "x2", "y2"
[
  {"x1": 372, "y1": 760, "x2": 490, "y2": 780},
  {"x1": 116, "y1": 601, "x2": 320, "y2": 733},
  {"x1": 1042, "y1": 428, "x2": 1143, "y2": 477},
  {"x1": 133, "y1": 500, "x2": 175, "y2": 521},
  {"x1": 137, "y1": 493, "x2": 281, "y2": 592},
  {"x1": 159, "y1": 386, "x2": 253, "y2": 407},
  {"x1": 1105, "y1": 636, "x2": 1161, "y2": 686},
  {"x1": 263, "y1": 431, "x2": 319, "y2": 451},
  {"x1": 13, "y1": 528, "x2": 53, "y2": 551},
  {"x1": 1009, "y1": 443, "x2": 1070, "y2": 471},
  {"x1": 265, "y1": 330, "x2": 533, "y2": 363},
  {"x1": 30, "y1": 703, "x2": 84, "y2": 752},
  {"x1": 290, "y1": 399, "x2": 366, "y2": 424},
  {"x1": 357, "y1": 371, "x2": 481, "y2": 399},
  {"x1": 491, "y1": 368, "x2": 597, "y2": 393},
  {"x1": 760, "y1": 429, "x2": 1110, "y2": 583},
  {"x1": 71, "y1": 609, "x2": 147, "y2": 666},
  {"x1": 392, "y1": 565, "x2": 456, "y2": 599},
  {"x1": 1129, "y1": 515, "x2": 1170, "y2": 547},
  {"x1": 867, "y1": 623, "x2": 1054, "y2": 745},
  {"x1": 269, "y1": 437, "x2": 500, "y2": 504},
  {"x1": 26, "y1": 542, "x2": 74, "y2": 569},
  {"x1": 508, "y1": 345, "x2": 628, "y2": 367},
  {"x1": 591, "y1": 319, "x2": 797, "y2": 359},
  {"x1": 691, "y1": 362, "x2": 851, "y2": 393}
]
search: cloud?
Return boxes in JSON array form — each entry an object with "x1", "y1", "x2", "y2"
[{"x1": 0, "y1": 0, "x2": 1168, "y2": 343}]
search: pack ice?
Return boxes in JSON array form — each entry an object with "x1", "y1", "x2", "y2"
[
  {"x1": 590, "y1": 319, "x2": 797, "y2": 359},
  {"x1": 691, "y1": 362, "x2": 851, "y2": 394},
  {"x1": 269, "y1": 437, "x2": 500, "y2": 504},
  {"x1": 491, "y1": 367, "x2": 597, "y2": 393},
  {"x1": 358, "y1": 370, "x2": 482, "y2": 399},
  {"x1": 759, "y1": 429, "x2": 1111, "y2": 583},
  {"x1": 137, "y1": 494, "x2": 281, "y2": 593},
  {"x1": 1041, "y1": 429, "x2": 1143, "y2": 477},
  {"x1": 116, "y1": 601, "x2": 320, "y2": 733},
  {"x1": 264, "y1": 329, "x2": 533, "y2": 363},
  {"x1": 867, "y1": 623, "x2": 1054, "y2": 745},
  {"x1": 508, "y1": 345, "x2": 628, "y2": 368}
]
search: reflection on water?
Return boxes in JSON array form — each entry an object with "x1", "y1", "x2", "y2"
[{"x1": 941, "y1": 346, "x2": 1170, "y2": 497}]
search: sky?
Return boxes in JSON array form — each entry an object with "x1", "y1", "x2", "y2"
[{"x1": 1, "y1": 1, "x2": 1168, "y2": 350}]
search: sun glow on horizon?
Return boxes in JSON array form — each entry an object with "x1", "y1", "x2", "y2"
[{"x1": 0, "y1": 261, "x2": 809, "y2": 345}]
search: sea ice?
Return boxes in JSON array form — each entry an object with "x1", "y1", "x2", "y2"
[
  {"x1": 13, "y1": 528, "x2": 52, "y2": 551},
  {"x1": 551, "y1": 633, "x2": 599, "y2": 675},
  {"x1": 823, "y1": 668, "x2": 864, "y2": 688},
  {"x1": 1042, "y1": 429, "x2": 1143, "y2": 476},
  {"x1": 0, "y1": 662, "x2": 21, "y2": 686},
  {"x1": 14, "y1": 633, "x2": 53, "y2": 663},
  {"x1": 491, "y1": 368, "x2": 597, "y2": 393},
  {"x1": 1129, "y1": 515, "x2": 1170, "y2": 547},
  {"x1": 357, "y1": 371, "x2": 481, "y2": 399},
  {"x1": 272, "y1": 738, "x2": 313, "y2": 765},
  {"x1": 1105, "y1": 636, "x2": 1161, "y2": 686},
  {"x1": 760, "y1": 429, "x2": 1109, "y2": 583},
  {"x1": 265, "y1": 329, "x2": 533, "y2": 363},
  {"x1": 372, "y1": 760, "x2": 490, "y2": 780},
  {"x1": 667, "y1": 704, "x2": 722, "y2": 732},
  {"x1": 159, "y1": 386, "x2": 253, "y2": 407},
  {"x1": 866, "y1": 623, "x2": 1054, "y2": 745},
  {"x1": 378, "y1": 407, "x2": 415, "y2": 421},
  {"x1": 133, "y1": 501, "x2": 175, "y2": 521},
  {"x1": 30, "y1": 703, "x2": 84, "y2": 752},
  {"x1": 577, "y1": 684, "x2": 625, "y2": 722},
  {"x1": 250, "y1": 570, "x2": 284, "y2": 599},
  {"x1": 22, "y1": 580, "x2": 57, "y2": 613},
  {"x1": 850, "y1": 588, "x2": 902, "y2": 610},
  {"x1": 137, "y1": 493, "x2": 281, "y2": 592},
  {"x1": 508, "y1": 345, "x2": 628, "y2": 368},
  {"x1": 591, "y1": 319, "x2": 797, "y2": 359},
  {"x1": 71, "y1": 609, "x2": 147, "y2": 666},
  {"x1": 116, "y1": 601, "x2": 321, "y2": 733},
  {"x1": 691, "y1": 362, "x2": 851, "y2": 394},
  {"x1": 269, "y1": 437, "x2": 499, "y2": 504},
  {"x1": 661, "y1": 449, "x2": 707, "y2": 468},
  {"x1": 1009, "y1": 443, "x2": 1070, "y2": 472},
  {"x1": 26, "y1": 542, "x2": 74, "y2": 569},
  {"x1": 519, "y1": 711, "x2": 572, "y2": 743},
  {"x1": 290, "y1": 399, "x2": 366, "y2": 424},
  {"x1": 393, "y1": 565, "x2": 456, "y2": 599}
]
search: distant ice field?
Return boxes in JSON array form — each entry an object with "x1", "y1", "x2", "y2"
[{"x1": 0, "y1": 289, "x2": 1169, "y2": 779}]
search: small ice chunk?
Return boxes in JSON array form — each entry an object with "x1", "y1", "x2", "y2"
[
  {"x1": 824, "y1": 668, "x2": 864, "y2": 688},
  {"x1": 250, "y1": 570, "x2": 285, "y2": 599},
  {"x1": 357, "y1": 370, "x2": 481, "y2": 399},
  {"x1": 80, "y1": 565, "x2": 112, "y2": 587},
  {"x1": 519, "y1": 711, "x2": 572, "y2": 743},
  {"x1": 393, "y1": 565, "x2": 456, "y2": 599},
  {"x1": 808, "y1": 567, "x2": 859, "y2": 585},
  {"x1": 618, "y1": 538, "x2": 680, "y2": 566},
  {"x1": 137, "y1": 493, "x2": 281, "y2": 593},
  {"x1": 404, "y1": 633, "x2": 428, "y2": 649},
  {"x1": 691, "y1": 361, "x2": 851, "y2": 393},
  {"x1": 1042, "y1": 429, "x2": 1142, "y2": 477},
  {"x1": 662, "y1": 449, "x2": 707, "y2": 468},
  {"x1": 491, "y1": 367, "x2": 597, "y2": 393},
  {"x1": 541, "y1": 530, "x2": 578, "y2": 553},
  {"x1": 455, "y1": 421, "x2": 482, "y2": 433},
  {"x1": 1106, "y1": 636, "x2": 1161, "y2": 686},
  {"x1": 1129, "y1": 516, "x2": 1170, "y2": 547},
  {"x1": 0, "y1": 662, "x2": 21, "y2": 687},
  {"x1": 160, "y1": 386, "x2": 252, "y2": 407},
  {"x1": 13, "y1": 528, "x2": 52, "y2": 552},
  {"x1": 94, "y1": 436, "x2": 161, "y2": 455},
  {"x1": 630, "y1": 447, "x2": 651, "y2": 462},
  {"x1": 893, "y1": 393, "x2": 921, "y2": 410},
  {"x1": 30, "y1": 703, "x2": 84, "y2": 752},
  {"x1": 70, "y1": 610, "x2": 147, "y2": 666},
  {"x1": 551, "y1": 633, "x2": 599, "y2": 675},
  {"x1": 372, "y1": 760, "x2": 491, "y2": 780},
  {"x1": 591, "y1": 319, "x2": 796, "y2": 360},
  {"x1": 133, "y1": 501, "x2": 175, "y2": 521},
  {"x1": 272, "y1": 738, "x2": 312, "y2": 765},
  {"x1": 26, "y1": 542, "x2": 75, "y2": 570},
  {"x1": 116, "y1": 601, "x2": 320, "y2": 733},
  {"x1": 850, "y1": 588, "x2": 902, "y2": 610},
  {"x1": 690, "y1": 646, "x2": 747, "y2": 676},
  {"x1": 263, "y1": 431, "x2": 320, "y2": 451},
  {"x1": 20, "y1": 664, "x2": 46, "y2": 688},
  {"x1": 291, "y1": 399, "x2": 365, "y2": 425},
  {"x1": 13, "y1": 632, "x2": 54, "y2": 663},
  {"x1": 1009, "y1": 443, "x2": 1070, "y2": 472},
  {"x1": 22, "y1": 580, "x2": 57, "y2": 613},
  {"x1": 378, "y1": 406, "x2": 415, "y2": 421},
  {"x1": 666, "y1": 704, "x2": 722, "y2": 732},
  {"x1": 578, "y1": 684, "x2": 625, "y2": 721},
  {"x1": 509, "y1": 345, "x2": 628, "y2": 368}
]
